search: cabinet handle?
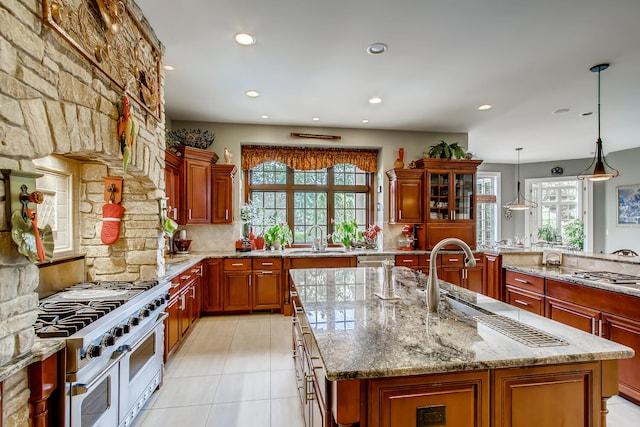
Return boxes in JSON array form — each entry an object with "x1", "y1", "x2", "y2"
[
  {"x1": 181, "y1": 295, "x2": 186, "y2": 310},
  {"x1": 447, "y1": 258, "x2": 459, "y2": 262},
  {"x1": 304, "y1": 374, "x2": 315, "y2": 403},
  {"x1": 192, "y1": 286, "x2": 196, "y2": 299},
  {"x1": 402, "y1": 259, "x2": 414, "y2": 263},
  {"x1": 231, "y1": 263, "x2": 243, "y2": 267},
  {"x1": 225, "y1": 209, "x2": 228, "y2": 220},
  {"x1": 514, "y1": 278, "x2": 529, "y2": 284},
  {"x1": 173, "y1": 208, "x2": 178, "y2": 220},
  {"x1": 514, "y1": 299, "x2": 530, "y2": 307},
  {"x1": 399, "y1": 209, "x2": 402, "y2": 219},
  {"x1": 188, "y1": 209, "x2": 192, "y2": 220},
  {"x1": 598, "y1": 319, "x2": 603, "y2": 337},
  {"x1": 261, "y1": 262, "x2": 273, "y2": 266},
  {"x1": 451, "y1": 210, "x2": 455, "y2": 220},
  {"x1": 260, "y1": 271, "x2": 273, "y2": 275},
  {"x1": 180, "y1": 275, "x2": 190, "y2": 280}
]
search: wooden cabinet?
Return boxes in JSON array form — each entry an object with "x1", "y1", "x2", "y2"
[
  {"x1": 368, "y1": 371, "x2": 489, "y2": 427},
  {"x1": 211, "y1": 164, "x2": 236, "y2": 224},
  {"x1": 386, "y1": 168, "x2": 423, "y2": 224},
  {"x1": 203, "y1": 258, "x2": 223, "y2": 313},
  {"x1": 165, "y1": 263, "x2": 203, "y2": 361},
  {"x1": 395, "y1": 254, "x2": 432, "y2": 273},
  {"x1": 545, "y1": 277, "x2": 640, "y2": 402},
  {"x1": 28, "y1": 349, "x2": 65, "y2": 427},
  {"x1": 484, "y1": 253, "x2": 502, "y2": 300},
  {"x1": 504, "y1": 270, "x2": 545, "y2": 315},
  {"x1": 440, "y1": 253, "x2": 484, "y2": 294},
  {"x1": 252, "y1": 257, "x2": 282, "y2": 310},
  {"x1": 223, "y1": 258, "x2": 252, "y2": 311},
  {"x1": 177, "y1": 146, "x2": 215, "y2": 225},
  {"x1": 415, "y1": 158, "x2": 482, "y2": 250},
  {"x1": 164, "y1": 149, "x2": 181, "y2": 221}
]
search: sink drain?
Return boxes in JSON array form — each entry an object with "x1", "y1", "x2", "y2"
[{"x1": 475, "y1": 315, "x2": 569, "y2": 348}]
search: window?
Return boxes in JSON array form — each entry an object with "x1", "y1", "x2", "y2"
[
  {"x1": 525, "y1": 177, "x2": 588, "y2": 249},
  {"x1": 476, "y1": 172, "x2": 500, "y2": 247},
  {"x1": 247, "y1": 161, "x2": 373, "y2": 244}
]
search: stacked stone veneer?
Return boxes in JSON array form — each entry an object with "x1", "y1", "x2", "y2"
[{"x1": 0, "y1": 1, "x2": 166, "y2": 425}]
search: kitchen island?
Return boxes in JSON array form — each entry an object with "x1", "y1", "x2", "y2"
[{"x1": 289, "y1": 267, "x2": 634, "y2": 427}]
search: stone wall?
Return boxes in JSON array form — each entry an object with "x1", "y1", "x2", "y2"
[{"x1": 0, "y1": 1, "x2": 166, "y2": 425}]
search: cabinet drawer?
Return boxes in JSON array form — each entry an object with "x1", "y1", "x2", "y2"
[
  {"x1": 168, "y1": 276, "x2": 181, "y2": 297},
  {"x1": 505, "y1": 285, "x2": 544, "y2": 315},
  {"x1": 253, "y1": 257, "x2": 282, "y2": 270},
  {"x1": 395, "y1": 255, "x2": 419, "y2": 267},
  {"x1": 505, "y1": 270, "x2": 544, "y2": 294},
  {"x1": 441, "y1": 253, "x2": 484, "y2": 267},
  {"x1": 224, "y1": 258, "x2": 252, "y2": 271}
]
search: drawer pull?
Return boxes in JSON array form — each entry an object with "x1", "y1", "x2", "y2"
[
  {"x1": 231, "y1": 263, "x2": 244, "y2": 267},
  {"x1": 402, "y1": 259, "x2": 414, "y2": 263},
  {"x1": 180, "y1": 275, "x2": 190, "y2": 280},
  {"x1": 514, "y1": 278, "x2": 529, "y2": 284},
  {"x1": 261, "y1": 262, "x2": 273, "y2": 266},
  {"x1": 514, "y1": 299, "x2": 530, "y2": 307},
  {"x1": 260, "y1": 271, "x2": 273, "y2": 275},
  {"x1": 447, "y1": 258, "x2": 459, "y2": 262}
]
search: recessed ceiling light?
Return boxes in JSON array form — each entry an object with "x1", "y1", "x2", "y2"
[
  {"x1": 163, "y1": 64, "x2": 175, "y2": 71},
  {"x1": 362, "y1": 119, "x2": 369, "y2": 123},
  {"x1": 366, "y1": 43, "x2": 388, "y2": 55},
  {"x1": 234, "y1": 33, "x2": 256, "y2": 46},
  {"x1": 245, "y1": 90, "x2": 260, "y2": 98},
  {"x1": 580, "y1": 111, "x2": 594, "y2": 116},
  {"x1": 261, "y1": 115, "x2": 269, "y2": 119},
  {"x1": 312, "y1": 117, "x2": 320, "y2": 121},
  {"x1": 477, "y1": 104, "x2": 492, "y2": 111},
  {"x1": 369, "y1": 96, "x2": 382, "y2": 104},
  {"x1": 552, "y1": 108, "x2": 570, "y2": 115}
]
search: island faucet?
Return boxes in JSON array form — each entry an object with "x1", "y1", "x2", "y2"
[
  {"x1": 308, "y1": 225, "x2": 327, "y2": 252},
  {"x1": 426, "y1": 237, "x2": 476, "y2": 313}
]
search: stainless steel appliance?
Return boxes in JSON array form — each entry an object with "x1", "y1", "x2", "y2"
[
  {"x1": 570, "y1": 271, "x2": 640, "y2": 284},
  {"x1": 34, "y1": 279, "x2": 170, "y2": 427}
]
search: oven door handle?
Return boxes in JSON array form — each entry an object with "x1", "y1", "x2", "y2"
[
  {"x1": 70, "y1": 350, "x2": 127, "y2": 396},
  {"x1": 119, "y1": 312, "x2": 169, "y2": 353}
]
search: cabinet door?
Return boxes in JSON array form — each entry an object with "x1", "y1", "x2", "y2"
[
  {"x1": 452, "y1": 172, "x2": 475, "y2": 221},
  {"x1": 484, "y1": 254, "x2": 502, "y2": 300},
  {"x1": 179, "y1": 288, "x2": 190, "y2": 337},
  {"x1": 427, "y1": 171, "x2": 451, "y2": 221},
  {"x1": 204, "y1": 259, "x2": 223, "y2": 312},
  {"x1": 602, "y1": 313, "x2": 640, "y2": 402},
  {"x1": 165, "y1": 296, "x2": 181, "y2": 361},
  {"x1": 184, "y1": 159, "x2": 211, "y2": 224},
  {"x1": 440, "y1": 266, "x2": 464, "y2": 287},
  {"x1": 190, "y1": 278, "x2": 201, "y2": 323},
  {"x1": 545, "y1": 296, "x2": 600, "y2": 335},
  {"x1": 466, "y1": 266, "x2": 484, "y2": 294},
  {"x1": 253, "y1": 270, "x2": 282, "y2": 310},
  {"x1": 212, "y1": 173, "x2": 232, "y2": 224},
  {"x1": 224, "y1": 271, "x2": 252, "y2": 311}
]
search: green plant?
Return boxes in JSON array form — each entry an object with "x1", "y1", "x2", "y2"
[
  {"x1": 563, "y1": 219, "x2": 584, "y2": 250},
  {"x1": 264, "y1": 223, "x2": 293, "y2": 248},
  {"x1": 331, "y1": 219, "x2": 362, "y2": 247},
  {"x1": 537, "y1": 223, "x2": 558, "y2": 243},
  {"x1": 425, "y1": 140, "x2": 467, "y2": 159}
]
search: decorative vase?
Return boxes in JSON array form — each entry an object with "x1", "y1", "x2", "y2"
[
  {"x1": 255, "y1": 236, "x2": 265, "y2": 250},
  {"x1": 394, "y1": 147, "x2": 405, "y2": 169},
  {"x1": 272, "y1": 241, "x2": 281, "y2": 251}
]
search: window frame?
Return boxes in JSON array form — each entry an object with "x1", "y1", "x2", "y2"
[
  {"x1": 244, "y1": 162, "x2": 375, "y2": 245},
  {"x1": 476, "y1": 171, "x2": 501, "y2": 247}
]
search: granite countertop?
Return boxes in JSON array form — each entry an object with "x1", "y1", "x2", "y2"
[
  {"x1": 504, "y1": 264, "x2": 640, "y2": 298},
  {"x1": 0, "y1": 338, "x2": 65, "y2": 383},
  {"x1": 289, "y1": 267, "x2": 633, "y2": 381}
]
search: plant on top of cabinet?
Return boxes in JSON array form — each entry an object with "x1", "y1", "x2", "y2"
[{"x1": 425, "y1": 140, "x2": 467, "y2": 159}]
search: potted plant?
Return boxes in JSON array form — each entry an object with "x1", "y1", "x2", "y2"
[
  {"x1": 425, "y1": 140, "x2": 467, "y2": 159},
  {"x1": 331, "y1": 219, "x2": 362, "y2": 248},
  {"x1": 264, "y1": 223, "x2": 293, "y2": 250}
]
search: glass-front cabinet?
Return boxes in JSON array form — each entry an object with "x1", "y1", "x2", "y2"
[{"x1": 416, "y1": 158, "x2": 483, "y2": 249}]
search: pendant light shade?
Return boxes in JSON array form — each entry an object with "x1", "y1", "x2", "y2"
[
  {"x1": 578, "y1": 63, "x2": 619, "y2": 181},
  {"x1": 504, "y1": 148, "x2": 537, "y2": 210}
]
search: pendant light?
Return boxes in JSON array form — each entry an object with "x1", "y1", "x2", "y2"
[
  {"x1": 578, "y1": 63, "x2": 619, "y2": 181},
  {"x1": 504, "y1": 148, "x2": 537, "y2": 210}
]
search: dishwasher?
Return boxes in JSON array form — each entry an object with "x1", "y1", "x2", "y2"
[{"x1": 357, "y1": 255, "x2": 392, "y2": 267}]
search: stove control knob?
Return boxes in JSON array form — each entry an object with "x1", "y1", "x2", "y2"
[
  {"x1": 140, "y1": 308, "x2": 151, "y2": 318},
  {"x1": 111, "y1": 326, "x2": 124, "y2": 337},
  {"x1": 122, "y1": 324, "x2": 131, "y2": 334},
  {"x1": 129, "y1": 316, "x2": 140, "y2": 327},
  {"x1": 102, "y1": 334, "x2": 116, "y2": 347},
  {"x1": 86, "y1": 345, "x2": 102, "y2": 359},
  {"x1": 154, "y1": 298, "x2": 163, "y2": 308}
]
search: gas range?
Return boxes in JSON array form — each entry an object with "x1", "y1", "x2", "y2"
[
  {"x1": 570, "y1": 271, "x2": 640, "y2": 285},
  {"x1": 35, "y1": 279, "x2": 170, "y2": 375}
]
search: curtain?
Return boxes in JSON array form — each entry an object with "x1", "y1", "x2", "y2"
[{"x1": 241, "y1": 145, "x2": 378, "y2": 172}]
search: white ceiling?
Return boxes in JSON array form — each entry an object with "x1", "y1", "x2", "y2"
[{"x1": 136, "y1": 0, "x2": 640, "y2": 163}]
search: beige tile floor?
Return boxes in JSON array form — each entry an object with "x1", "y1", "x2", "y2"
[{"x1": 133, "y1": 313, "x2": 640, "y2": 427}]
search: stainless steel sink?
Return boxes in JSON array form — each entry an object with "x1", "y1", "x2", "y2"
[{"x1": 285, "y1": 247, "x2": 347, "y2": 254}]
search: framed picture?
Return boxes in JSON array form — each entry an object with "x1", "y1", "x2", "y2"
[{"x1": 616, "y1": 185, "x2": 640, "y2": 226}]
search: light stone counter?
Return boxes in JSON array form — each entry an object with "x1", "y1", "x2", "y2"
[{"x1": 289, "y1": 267, "x2": 633, "y2": 381}]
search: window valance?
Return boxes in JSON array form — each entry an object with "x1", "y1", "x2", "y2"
[{"x1": 241, "y1": 145, "x2": 379, "y2": 172}]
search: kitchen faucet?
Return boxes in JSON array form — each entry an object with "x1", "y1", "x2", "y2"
[
  {"x1": 425, "y1": 238, "x2": 476, "y2": 313},
  {"x1": 308, "y1": 225, "x2": 327, "y2": 252}
]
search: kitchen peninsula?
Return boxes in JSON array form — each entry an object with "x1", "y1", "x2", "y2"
[{"x1": 289, "y1": 266, "x2": 633, "y2": 427}]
